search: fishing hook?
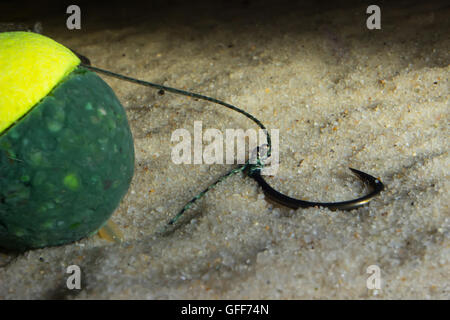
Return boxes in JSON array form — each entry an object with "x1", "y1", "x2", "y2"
[
  {"x1": 246, "y1": 145, "x2": 384, "y2": 210},
  {"x1": 249, "y1": 166, "x2": 384, "y2": 210}
]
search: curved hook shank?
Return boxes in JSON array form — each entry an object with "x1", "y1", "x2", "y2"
[{"x1": 249, "y1": 168, "x2": 384, "y2": 211}]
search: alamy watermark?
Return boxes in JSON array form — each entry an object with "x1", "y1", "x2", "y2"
[
  {"x1": 66, "y1": 264, "x2": 81, "y2": 290},
  {"x1": 66, "y1": 5, "x2": 81, "y2": 30},
  {"x1": 366, "y1": 264, "x2": 382, "y2": 290},
  {"x1": 66, "y1": 5, "x2": 380, "y2": 31},
  {"x1": 171, "y1": 121, "x2": 279, "y2": 175},
  {"x1": 366, "y1": 5, "x2": 381, "y2": 30}
]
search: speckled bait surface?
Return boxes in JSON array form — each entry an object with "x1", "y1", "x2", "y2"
[{"x1": 0, "y1": 32, "x2": 134, "y2": 250}]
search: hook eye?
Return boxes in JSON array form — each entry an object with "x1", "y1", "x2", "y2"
[{"x1": 249, "y1": 167, "x2": 384, "y2": 211}]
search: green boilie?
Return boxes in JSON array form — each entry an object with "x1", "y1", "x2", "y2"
[{"x1": 0, "y1": 32, "x2": 134, "y2": 251}]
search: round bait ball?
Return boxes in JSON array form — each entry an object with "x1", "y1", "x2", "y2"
[{"x1": 0, "y1": 32, "x2": 135, "y2": 250}]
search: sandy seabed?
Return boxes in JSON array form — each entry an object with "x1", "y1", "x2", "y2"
[{"x1": 0, "y1": 0, "x2": 448, "y2": 299}]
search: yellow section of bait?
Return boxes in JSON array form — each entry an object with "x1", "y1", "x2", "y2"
[{"x1": 0, "y1": 31, "x2": 80, "y2": 134}]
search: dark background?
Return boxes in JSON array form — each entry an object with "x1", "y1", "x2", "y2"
[{"x1": 2, "y1": 0, "x2": 449, "y2": 32}]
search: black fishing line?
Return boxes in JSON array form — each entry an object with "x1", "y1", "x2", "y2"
[{"x1": 82, "y1": 64, "x2": 272, "y2": 226}]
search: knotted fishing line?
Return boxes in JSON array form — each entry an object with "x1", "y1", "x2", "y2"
[{"x1": 83, "y1": 63, "x2": 384, "y2": 228}]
